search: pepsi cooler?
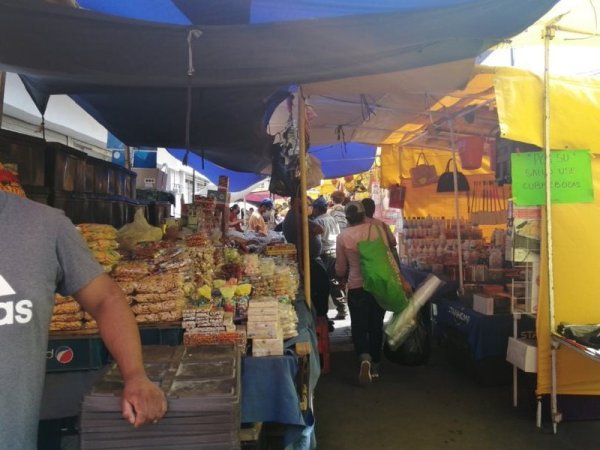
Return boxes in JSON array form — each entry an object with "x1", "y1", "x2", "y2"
[{"x1": 46, "y1": 336, "x2": 109, "y2": 372}]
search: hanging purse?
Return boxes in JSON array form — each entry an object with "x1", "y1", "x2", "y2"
[
  {"x1": 436, "y1": 158, "x2": 470, "y2": 192},
  {"x1": 410, "y1": 152, "x2": 438, "y2": 187},
  {"x1": 388, "y1": 184, "x2": 406, "y2": 209}
]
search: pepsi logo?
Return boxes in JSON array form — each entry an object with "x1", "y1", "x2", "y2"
[{"x1": 55, "y1": 346, "x2": 74, "y2": 364}]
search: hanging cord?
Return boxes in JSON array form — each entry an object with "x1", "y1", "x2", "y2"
[
  {"x1": 41, "y1": 114, "x2": 46, "y2": 140},
  {"x1": 335, "y1": 125, "x2": 347, "y2": 154},
  {"x1": 360, "y1": 94, "x2": 376, "y2": 121},
  {"x1": 185, "y1": 29, "x2": 203, "y2": 166}
]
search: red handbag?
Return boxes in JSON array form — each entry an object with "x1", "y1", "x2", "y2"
[{"x1": 388, "y1": 184, "x2": 406, "y2": 209}]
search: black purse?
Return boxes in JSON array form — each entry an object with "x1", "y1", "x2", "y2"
[{"x1": 436, "y1": 158, "x2": 469, "y2": 192}]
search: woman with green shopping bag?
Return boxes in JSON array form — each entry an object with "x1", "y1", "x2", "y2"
[{"x1": 335, "y1": 201, "x2": 412, "y2": 385}]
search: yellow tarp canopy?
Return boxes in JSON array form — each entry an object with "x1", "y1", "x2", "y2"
[
  {"x1": 494, "y1": 66, "x2": 600, "y2": 153},
  {"x1": 494, "y1": 67, "x2": 600, "y2": 395},
  {"x1": 382, "y1": 65, "x2": 600, "y2": 396},
  {"x1": 537, "y1": 157, "x2": 600, "y2": 395}
]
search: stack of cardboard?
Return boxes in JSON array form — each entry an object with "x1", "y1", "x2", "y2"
[{"x1": 81, "y1": 345, "x2": 240, "y2": 450}]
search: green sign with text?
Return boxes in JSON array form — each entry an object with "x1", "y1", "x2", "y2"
[{"x1": 511, "y1": 150, "x2": 594, "y2": 206}]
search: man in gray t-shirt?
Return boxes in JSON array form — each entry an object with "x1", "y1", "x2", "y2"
[{"x1": 0, "y1": 192, "x2": 167, "y2": 449}]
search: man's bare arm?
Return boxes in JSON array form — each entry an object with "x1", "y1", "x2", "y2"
[{"x1": 74, "y1": 274, "x2": 167, "y2": 427}]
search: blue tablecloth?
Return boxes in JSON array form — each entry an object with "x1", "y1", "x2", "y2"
[
  {"x1": 433, "y1": 297, "x2": 535, "y2": 361},
  {"x1": 241, "y1": 298, "x2": 319, "y2": 450}
]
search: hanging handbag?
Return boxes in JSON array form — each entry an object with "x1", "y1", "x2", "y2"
[
  {"x1": 436, "y1": 158, "x2": 470, "y2": 192},
  {"x1": 410, "y1": 152, "x2": 438, "y2": 187},
  {"x1": 358, "y1": 224, "x2": 408, "y2": 313},
  {"x1": 388, "y1": 184, "x2": 406, "y2": 209}
]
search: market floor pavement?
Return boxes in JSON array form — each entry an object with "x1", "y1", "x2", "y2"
[{"x1": 314, "y1": 321, "x2": 600, "y2": 450}]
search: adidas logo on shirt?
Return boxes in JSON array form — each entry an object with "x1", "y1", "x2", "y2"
[{"x1": 0, "y1": 274, "x2": 33, "y2": 325}]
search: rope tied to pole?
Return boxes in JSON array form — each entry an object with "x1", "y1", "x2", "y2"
[{"x1": 185, "y1": 29, "x2": 203, "y2": 165}]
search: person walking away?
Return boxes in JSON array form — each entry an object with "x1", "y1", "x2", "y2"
[
  {"x1": 249, "y1": 199, "x2": 273, "y2": 235},
  {"x1": 328, "y1": 190, "x2": 347, "y2": 232},
  {"x1": 313, "y1": 196, "x2": 347, "y2": 320},
  {"x1": 0, "y1": 191, "x2": 167, "y2": 449},
  {"x1": 361, "y1": 197, "x2": 400, "y2": 267},
  {"x1": 336, "y1": 201, "x2": 411, "y2": 385}
]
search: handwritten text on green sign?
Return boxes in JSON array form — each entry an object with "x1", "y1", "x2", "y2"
[{"x1": 511, "y1": 150, "x2": 594, "y2": 206}]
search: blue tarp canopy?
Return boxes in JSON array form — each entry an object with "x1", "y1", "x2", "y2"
[
  {"x1": 167, "y1": 142, "x2": 377, "y2": 192},
  {"x1": 0, "y1": 0, "x2": 558, "y2": 173},
  {"x1": 167, "y1": 148, "x2": 266, "y2": 192}
]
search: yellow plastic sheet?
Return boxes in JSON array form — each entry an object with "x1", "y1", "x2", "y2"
[
  {"x1": 537, "y1": 156, "x2": 600, "y2": 395},
  {"x1": 380, "y1": 144, "x2": 401, "y2": 188},
  {"x1": 494, "y1": 67, "x2": 600, "y2": 153}
]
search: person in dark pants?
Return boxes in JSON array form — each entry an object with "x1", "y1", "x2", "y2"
[
  {"x1": 282, "y1": 196, "x2": 330, "y2": 320},
  {"x1": 335, "y1": 201, "x2": 411, "y2": 385},
  {"x1": 312, "y1": 196, "x2": 347, "y2": 320}
]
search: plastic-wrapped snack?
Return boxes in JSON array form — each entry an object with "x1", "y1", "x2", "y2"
[
  {"x1": 111, "y1": 261, "x2": 151, "y2": 280},
  {"x1": 131, "y1": 300, "x2": 179, "y2": 314},
  {"x1": 54, "y1": 294, "x2": 75, "y2": 305},
  {"x1": 77, "y1": 224, "x2": 118, "y2": 241},
  {"x1": 51, "y1": 312, "x2": 84, "y2": 323},
  {"x1": 243, "y1": 254, "x2": 260, "y2": 276},
  {"x1": 136, "y1": 273, "x2": 184, "y2": 294},
  {"x1": 83, "y1": 320, "x2": 98, "y2": 330},
  {"x1": 53, "y1": 302, "x2": 81, "y2": 315},
  {"x1": 116, "y1": 280, "x2": 137, "y2": 295},
  {"x1": 134, "y1": 292, "x2": 185, "y2": 303},
  {"x1": 158, "y1": 310, "x2": 183, "y2": 322},
  {"x1": 87, "y1": 239, "x2": 119, "y2": 251},
  {"x1": 134, "y1": 313, "x2": 159, "y2": 324},
  {"x1": 235, "y1": 296, "x2": 250, "y2": 321},
  {"x1": 50, "y1": 321, "x2": 83, "y2": 332}
]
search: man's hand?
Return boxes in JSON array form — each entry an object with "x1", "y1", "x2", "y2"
[{"x1": 121, "y1": 375, "x2": 167, "y2": 428}]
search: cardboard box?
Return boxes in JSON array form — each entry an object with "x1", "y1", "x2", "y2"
[
  {"x1": 252, "y1": 337, "x2": 284, "y2": 357},
  {"x1": 506, "y1": 337, "x2": 537, "y2": 372},
  {"x1": 247, "y1": 321, "x2": 281, "y2": 339},
  {"x1": 473, "y1": 294, "x2": 511, "y2": 315},
  {"x1": 133, "y1": 168, "x2": 168, "y2": 191}
]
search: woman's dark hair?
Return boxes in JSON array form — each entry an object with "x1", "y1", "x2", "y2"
[
  {"x1": 361, "y1": 198, "x2": 375, "y2": 218},
  {"x1": 345, "y1": 201, "x2": 365, "y2": 225}
]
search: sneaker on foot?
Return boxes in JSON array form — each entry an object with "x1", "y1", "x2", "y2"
[
  {"x1": 359, "y1": 360, "x2": 372, "y2": 385},
  {"x1": 371, "y1": 366, "x2": 380, "y2": 380},
  {"x1": 328, "y1": 320, "x2": 335, "y2": 332}
]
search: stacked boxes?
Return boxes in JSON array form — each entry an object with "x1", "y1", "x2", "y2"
[{"x1": 247, "y1": 298, "x2": 283, "y2": 357}]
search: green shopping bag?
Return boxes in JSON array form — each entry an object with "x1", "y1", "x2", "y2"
[{"x1": 358, "y1": 224, "x2": 408, "y2": 313}]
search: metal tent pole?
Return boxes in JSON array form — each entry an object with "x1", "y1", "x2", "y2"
[
  {"x1": 448, "y1": 121, "x2": 465, "y2": 294},
  {"x1": 543, "y1": 24, "x2": 560, "y2": 434}
]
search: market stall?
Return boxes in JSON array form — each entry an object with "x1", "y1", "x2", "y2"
[{"x1": 0, "y1": 1, "x2": 576, "y2": 447}]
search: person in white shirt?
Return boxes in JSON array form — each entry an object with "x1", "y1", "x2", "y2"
[
  {"x1": 313, "y1": 196, "x2": 347, "y2": 319},
  {"x1": 328, "y1": 190, "x2": 347, "y2": 232}
]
